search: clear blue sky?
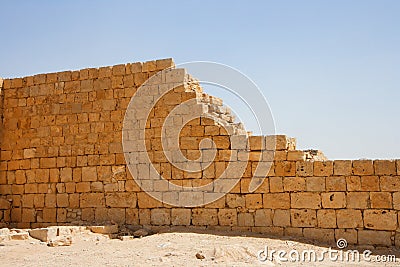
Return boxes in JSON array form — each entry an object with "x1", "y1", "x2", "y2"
[{"x1": 1, "y1": 0, "x2": 399, "y2": 159}]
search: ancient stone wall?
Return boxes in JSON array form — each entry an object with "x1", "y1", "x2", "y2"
[{"x1": 0, "y1": 58, "x2": 399, "y2": 247}]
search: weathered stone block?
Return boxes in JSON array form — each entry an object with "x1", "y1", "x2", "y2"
[
  {"x1": 192, "y1": 209, "x2": 218, "y2": 226},
  {"x1": 326, "y1": 176, "x2": 346, "y2": 191},
  {"x1": 80, "y1": 193, "x2": 104, "y2": 207},
  {"x1": 238, "y1": 213, "x2": 254, "y2": 227},
  {"x1": 81, "y1": 166, "x2": 97, "y2": 182},
  {"x1": 218, "y1": 209, "x2": 238, "y2": 226},
  {"x1": 346, "y1": 192, "x2": 369, "y2": 209},
  {"x1": 263, "y1": 193, "x2": 290, "y2": 209},
  {"x1": 335, "y1": 229, "x2": 357, "y2": 245},
  {"x1": 374, "y1": 160, "x2": 396, "y2": 175},
  {"x1": 303, "y1": 228, "x2": 335, "y2": 243},
  {"x1": 358, "y1": 230, "x2": 392, "y2": 246},
  {"x1": 105, "y1": 192, "x2": 136, "y2": 208},
  {"x1": 370, "y1": 192, "x2": 392, "y2": 209},
  {"x1": 137, "y1": 192, "x2": 163, "y2": 208},
  {"x1": 321, "y1": 192, "x2": 346, "y2": 208},
  {"x1": 333, "y1": 160, "x2": 352, "y2": 176},
  {"x1": 291, "y1": 209, "x2": 317, "y2": 227},
  {"x1": 352, "y1": 160, "x2": 374, "y2": 175},
  {"x1": 291, "y1": 192, "x2": 321, "y2": 209},
  {"x1": 272, "y1": 209, "x2": 290, "y2": 227},
  {"x1": 360, "y1": 176, "x2": 379, "y2": 191},
  {"x1": 306, "y1": 177, "x2": 325, "y2": 192},
  {"x1": 380, "y1": 176, "x2": 400, "y2": 191},
  {"x1": 150, "y1": 209, "x2": 170, "y2": 225},
  {"x1": 245, "y1": 194, "x2": 263, "y2": 209},
  {"x1": 283, "y1": 177, "x2": 306, "y2": 192},
  {"x1": 29, "y1": 228, "x2": 57, "y2": 242},
  {"x1": 336, "y1": 209, "x2": 363, "y2": 228},
  {"x1": 313, "y1": 161, "x2": 333, "y2": 176},
  {"x1": 269, "y1": 177, "x2": 283, "y2": 192},
  {"x1": 364, "y1": 210, "x2": 397, "y2": 230},
  {"x1": 287, "y1": 151, "x2": 306, "y2": 161},
  {"x1": 171, "y1": 208, "x2": 191, "y2": 226},
  {"x1": 317, "y1": 210, "x2": 336, "y2": 228},
  {"x1": 296, "y1": 161, "x2": 313, "y2": 177},
  {"x1": 346, "y1": 176, "x2": 361, "y2": 191},
  {"x1": 274, "y1": 161, "x2": 296, "y2": 176}
]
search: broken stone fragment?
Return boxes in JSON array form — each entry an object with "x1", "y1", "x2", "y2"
[
  {"x1": 48, "y1": 236, "x2": 72, "y2": 247},
  {"x1": 133, "y1": 229, "x2": 149, "y2": 238},
  {"x1": 10, "y1": 232, "x2": 29, "y2": 240},
  {"x1": 29, "y1": 228, "x2": 57, "y2": 242},
  {"x1": 88, "y1": 225, "x2": 118, "y2": 234}
]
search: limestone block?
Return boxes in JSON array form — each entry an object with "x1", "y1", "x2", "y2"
[
  {"x1": 192, "y1": 209, "x2": 218, "y2": 226},
  {"x1": 296, "y1": 161, "x2": 313, "y2": 177},
  {"x1": 238, "y1": 213, "x2": 254, "y2": 227},
  {"x1": 245, "y1": 194, "x2": 263, "y2": 209},
  {"x1": 346, "y1": 176, "x2": 361, "y2": 191},
  {"x1": 306, "y1": 177, "x2": 325, "y2": 192},
  {"x1": 364, "y1": 210, "x2": 397, "y2": 230},
  {"x1": 374, "y1": 160, "x2": 397, "y2": 175},
  {"x1": 360, "y1": 176, "x2": 379, "y2": 191},
  {"x1": 81, "y1": 167, "x2": 98, "y2": 182},
  {"x1": 335, "y1": 229, "x2": 357, "y2": 245},
  {"x1": 218, "y1": 209, "x2": 238, "y2": 226},
  {"x1": 321, "y1": 192, "x2": 346, "y2": 208},
  {"x1": 272, "y1": 209, "x2": 290, "y2": 227},
  {"x1": 137, "y1": 192, "x2": 163, "y2": 209},
  {"x1": 283, "y1": 177, "x2": 306, "y2": 192},
  {"x1": 40, "y1": 158, "x2": 56, "y2": 168},
  {"x1": 346, "y1": 192, "x2": 369, "y2": 209},
  {"x1": 336, "y1": 209, "x2": 363, "y2": 228},
  {"x1": 358, "y1": 230, "x2": 392, "y2": 246},
  {"x1": 370, "y1": 192, "x2": 392, "y2": 209},
  {"x1": 269, "y1": 177, "x2": 283, "y2": 192},
  {"x1": 291, "y1": 192, "x2": 321, "y2": 209},
  {"x1": 150, "y1": 209, "x2": 170, "y2": 225},
  {"x1": 380, "y1": 176, "x2": 400, "y2": 191},
  {"x1": 171, "y1": 208, "x2": 191, "y2": 226},
  {"x1": 156, "y1": 58, "x2": 174, "y2": 70},
  {"x1": 326, "y1": 176, "x2": 346, "y2": 191},
  {"x1": 80, "y1": 193, "x2": 105, "y2": 207},
  {"x1": 23, "y1": 148, "x2": 36, "y2": 159},
  {"x1": 291, "y1": 209, "x2": 317, "y2": 227},
  {"x1": 56, "y1": 194, "x2": 69, "y2": 207},
  {"x1": 0, "y1": 198, "x2": 10, "y2": 209},
  {"x1": 303, "y1": 228, "x2": 335, "y2": 243},
  {"x1": 274, "y1": 162, "x2": 296, "y2": 176},
  {"x1": 142, "y1": 60, "x2": 157, "y2": 72},
  {"x1": 130, "y1": 62, "x2": 143, "y2": 73},
  {"x1": 226, "y1": 194, "x2": 245, "y2": 208},
  {"x1": 317, "y1": 210, "x2": 336, "y2": 228},
  {"x1": 249, "y1": 136, "x2": 265, "y2": 150},
  {"x1": 352, "y1": 160, "x2": 374, "y2": 175},
  {"x1": 76, "y1": 182, "x2": 91, "y2": 193},
  {"x1": 105, "y1": 192, "x2": 136, "y2": 208},
  {"x1": 139, "y1": 209, "x2": 150, "y2": 225},
  {"x1": 287, "y1": 151, "x2": 306, "y2": 161},
  {"x1": 333, "y1": 160, "x2": 352, "y2": 176},
  {"x1": 263, "y1": 193, "x2": 290, "y2": 209},
  {"x1": 29, "y1": 227, "x2": 57, "y2": 242},
  {"x1": 112, "y1": 64, "x2": 126, "y2": 76}
]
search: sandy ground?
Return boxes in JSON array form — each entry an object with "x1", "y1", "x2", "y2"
[{"x1": 1, "y1": 230, "x2": 400, "y2": 266}]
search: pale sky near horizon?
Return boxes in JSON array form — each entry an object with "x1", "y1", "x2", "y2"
[{"x1": 1, "y1": 0, "x2": 399, "y2": 160}]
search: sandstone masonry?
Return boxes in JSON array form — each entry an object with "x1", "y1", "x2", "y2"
[{"x1": 0, "y1": 58, "x2": 399, "y2": 247}]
